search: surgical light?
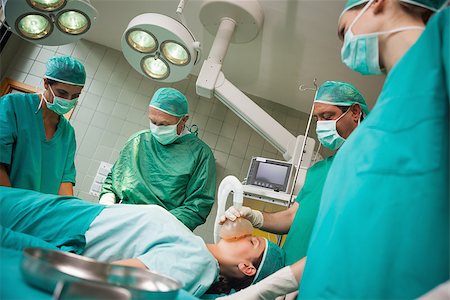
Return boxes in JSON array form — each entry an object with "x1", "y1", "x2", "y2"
[
  {"x1": 56, "y1": 10, "x2": 89, "y2": 34},
  {"x1": 121, "y1": 13, "x2": 200, "y2": 83},
  {"x1": 126, "y1": 29, "x2": 157, "y2": 53},
  {"x1": 4, "y1": 0, "x2": 97, "y2": 45},
  {"x1": 27, "y1": 0, "x2": 66, "y2": 12},
  {"x1": 17, "y1": 14, "x2": 52, "y2": 39},
  {"x1": 161, "y1": 41, "x2": 190, "y2": 65},
  {"x1": 141, "y1": 56, "x2": 169, "y2": 80}
]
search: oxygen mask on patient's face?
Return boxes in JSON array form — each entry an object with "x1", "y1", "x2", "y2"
[{"x1": 219, "y1": 217, "x2": 254, "y2": 241}]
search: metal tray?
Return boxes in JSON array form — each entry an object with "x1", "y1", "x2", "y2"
[{"x1": 21, "y1": 248, "x2": 181, "y2": 299}]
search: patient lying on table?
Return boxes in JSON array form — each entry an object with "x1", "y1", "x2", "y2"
[{"x1": 0, "y1": 187, "x2": 285, "y2": 297}]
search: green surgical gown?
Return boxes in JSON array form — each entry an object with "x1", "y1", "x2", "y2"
[
  {"x1": 101, "y1": 130, "x2": 216, "y2": 231},
  {"x1": 283, "y1": 155, "x2": 334, "y2": 265},
  {"x1": 300, "y1": 8, "x2": 449, "y2": 299},
  {"x1": 0, "y1": 94, "x2": 76, "y2": 194}
]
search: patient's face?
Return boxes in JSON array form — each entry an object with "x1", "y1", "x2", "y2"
[{"x1": 220, "y1": 236, "x2": 265, "y2": 262}]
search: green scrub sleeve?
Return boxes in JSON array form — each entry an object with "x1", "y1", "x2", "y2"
[
  {"x1": 99, "y1": 171, "x2": 117, "y2": 201},
  {"x1": 169, "y1": 148, "x2": 216, "y2": 231},
  {"x1": 99, "y1": 130, "x2": 140, "y2": 200},
  {"x1": 0, "y1": 96, "x2": 16, "y2": 166},
  {"x1": 61, "y1": 133, "x2": 77, "y2": 185}
]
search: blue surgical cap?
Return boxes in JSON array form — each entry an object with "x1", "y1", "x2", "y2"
[
  {"x1": 342, "y1": 0, "x2": 447, "y2": 15},
  {"x1": 149, "y1": 87, "x2": 189, "y2": 117},
  {"x1": 314, "y1": 81, "x2": 370, "y2": 116},
  {"x1": 253, "y1": 239, "x2": 285, "y2": 284},
  {"x1": 45, "y1": 56, "x2": 86, "y2": 86}
]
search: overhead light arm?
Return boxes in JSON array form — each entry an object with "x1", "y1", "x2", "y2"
[
  {"x1": 196, "y1": 10, "x2": 298, "y2": 160},
  {"x1": 213, "y1": 71, "x2": 298, "y2": 160},
  {"x1": 207, "y1": 17, "x2": 235, "y2": 65}
]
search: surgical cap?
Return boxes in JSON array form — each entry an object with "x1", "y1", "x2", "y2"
[
  {"x1": 45, "y1": 56, "x2": 86, "y2": 86},
  {"x1": 149, "y1": 87, "x2": 189, "y2": 117},
  {"x1": 342, "y1": 0, "x2": 447, "y2": 15},
  {"x1": 314, "y1": 81, "x2": 369, "y2": 116},
  {"x1": 253, "y1": 239, "x2": 285, "y2": 284}
]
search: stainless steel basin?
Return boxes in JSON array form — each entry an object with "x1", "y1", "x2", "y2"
[
  {"x1": 21, "y1": 248, "x2": 182, "y2": 299},
  {"x1": 53, "y1": 280, "x2": 132, "y2": 300}
]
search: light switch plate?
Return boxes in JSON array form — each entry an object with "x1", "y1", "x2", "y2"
[{"x1": 89, "y1": 161, "x2": 113, "y2": 197}]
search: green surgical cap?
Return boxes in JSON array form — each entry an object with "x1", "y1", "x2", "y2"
[
  {"x1": 253, "y1": 239, "x2": 285, "y2": 284},
  {"x1": 45, "y1": 56, "x2": 86, "y2": 86},
  {"x1": 342, "y1": 0, "x2": 447, "y2": 15},
  {"x1": 149, "y1": 87, "x2": 189, "y2": 117},
  {"x1": 314, "y1": 81, "x2": 369, "y2": 116}
]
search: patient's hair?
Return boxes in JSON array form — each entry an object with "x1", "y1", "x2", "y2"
[{"x1": 205, "y1": 252, "x2": 264, "y2": 294}]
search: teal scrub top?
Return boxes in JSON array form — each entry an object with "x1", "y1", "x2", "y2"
[
  {"x1": 0, "y1": 93, "x2": 76, "y2": 194},
  {"x1": 101, "y1": 130, "x2": 216, "y2": 231},
  {"x1": 282, "y1": 156, "x2": 334, "y2": 265},
  {"x1": 300, "y1": 9, "x2": 449, "y2": 299},
  {"x1": 0, "y1": 187, "x2": 104, "y2": 254}
]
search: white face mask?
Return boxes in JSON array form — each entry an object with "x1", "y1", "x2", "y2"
[
  {"x1": 150, "y1": 119, "x2": 181, "y2": 145},
  {"x1": 341, "y1": 0, "x2": 424, "y2": 75}
]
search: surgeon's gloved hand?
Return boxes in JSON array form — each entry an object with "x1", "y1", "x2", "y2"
[
  {"x1": 216, "y1": 266, "x2": 299, "y2": 300},
  {"x1": 99, "y1": 193, "x2": 116, "y2": 205},
  {"x1": 219, "y1": 206, "x2": 264, "y2": 229}
]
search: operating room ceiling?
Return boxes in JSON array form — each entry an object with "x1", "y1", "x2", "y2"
[{"x1": 85, "y1": 0, "x2": 385, "y2": 114}]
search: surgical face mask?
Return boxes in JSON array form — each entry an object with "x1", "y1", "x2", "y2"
[
  {"x1": 341, "y1": 0, "x2": 424, "y2": 75},
  {"x1": 316, "y1": 108, "x2": 350, "y2": 151},
  {"x1": 150, "y1": 119, "x2": 182, "y2": 145},
  {"x1": 43, "y1": 85, "x2": 78, "y2": 115}
]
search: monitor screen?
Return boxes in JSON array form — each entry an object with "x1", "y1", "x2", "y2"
[{"x1": 255, "y1": 162, "x2": 289, "y2": 185}]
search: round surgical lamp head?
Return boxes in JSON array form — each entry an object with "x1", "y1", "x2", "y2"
[
  {"x1": 27, "y1": 0, "x2": 66, "y2": 12},
  {"x1": 161, "y1": 41, "x2": 190, "y2": 65},
  {"x1": 56, "y1": 10, "x2": 90, "y2": 35},
  {"x1": 16, "y1": 13, "x2": 53, "y2": 40},
  {"x1": 141, "y1": 55, "x2": 170, "y2": 79},
  {"x1": 121, "y1": 13, "x2": 199, "y2": 83},
  {"x1": 127, "y1": 29, "x2": 158, "y2": 53},
  {"x1": 4, "y1": 0, "x2": 97, "y2": 46}
]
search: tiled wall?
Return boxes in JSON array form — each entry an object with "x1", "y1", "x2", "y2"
[{"x1": 1, "y1": 38, "x2": 324, "y2": 242}]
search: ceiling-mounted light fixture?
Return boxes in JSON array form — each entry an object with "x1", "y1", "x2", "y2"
[
  {"x1": 121, "y1": 0, "x2": 200, "y2": 83},
  {"x1": 27, "y1": 0, "x2": 66, "y2": 12},
  {"x1": 4, "y1": 0, "x2": 97, "y2": 45}
]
